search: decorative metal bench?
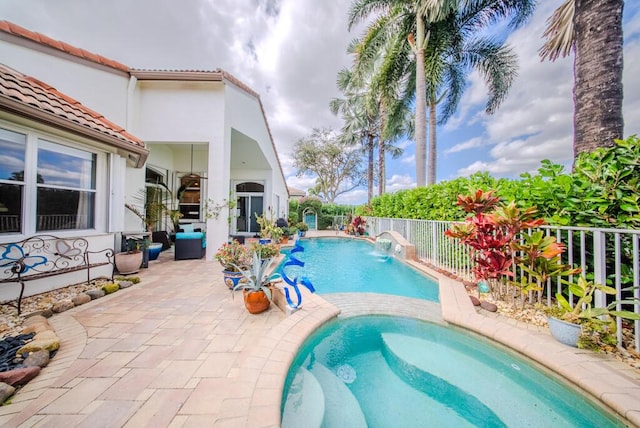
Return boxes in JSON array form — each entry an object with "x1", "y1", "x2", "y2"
[{"x1": 0, "y1": 235, "x2": 114, "y2": 314}]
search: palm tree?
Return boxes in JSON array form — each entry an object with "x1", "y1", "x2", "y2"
[
  {"x1": 331, "y1": 48, "x2": 406, "y2": 201},
  {"x1": 539, "y1": 0, "x2": 624, "y2": 157},
  {"x1": 330, "y1": 68, "x2": 379, "y2": 203},
  {"x1": 349, "y1": 0, "x2": 534, "y2": 186}
]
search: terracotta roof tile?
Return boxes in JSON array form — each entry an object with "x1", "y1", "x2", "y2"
[
  {"x1": 0, "y1": 20, "x2": 130, "y2": 73},
  {"x1": 0, "y1": 64, "x2": 143, "y2": 149}
]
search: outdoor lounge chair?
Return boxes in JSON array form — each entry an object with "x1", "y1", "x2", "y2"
[{"x1": 174, "y1": 232, "x2": 206, "y2": 260}]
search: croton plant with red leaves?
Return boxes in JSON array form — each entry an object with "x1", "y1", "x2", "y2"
[{"x1": 445, "y1": 189, "x2": 573, "y2": 297}]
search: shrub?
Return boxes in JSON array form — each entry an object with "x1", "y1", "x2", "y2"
[{"x1": 102, "y1": 283, "x2": 120, "y2": 294}]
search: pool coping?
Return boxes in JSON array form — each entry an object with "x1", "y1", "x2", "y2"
[{"x1": 267, "y1": 251, "x2": 640, "y2": 427}]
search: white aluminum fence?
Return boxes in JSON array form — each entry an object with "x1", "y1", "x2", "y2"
[{"x1": 365, "y1": 216, "x2": 640, "y2": 352}]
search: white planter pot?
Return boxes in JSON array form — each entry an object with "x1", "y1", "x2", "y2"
[{"x1": 547, "y1": 316, "x2": 581, "y2": 347}]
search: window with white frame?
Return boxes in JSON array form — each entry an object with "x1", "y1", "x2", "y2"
[{"x1": 0, "y1": 126, "x2": 99, "y2": 235}]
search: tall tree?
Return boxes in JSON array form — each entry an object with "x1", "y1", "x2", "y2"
[
  {"x1": 330, "y1": 67, "x2": 379, "y2": 204},
  {"x1": 292, "y1": 128, "x2": 366, "y2": 203},
  {"x1": 348, "y1": 0, "x2": 534, "y2": 186},
  {"x1": 331, "y1": 53, "x2": 406, "y2": 201},
  {"x1": 540, "y1": 0, "x2": 624, "y2": 157}
]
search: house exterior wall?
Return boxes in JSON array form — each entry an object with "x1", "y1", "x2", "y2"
[
  {"x1": 224, "y1": 84, "x2": 289, "y2": 219},
  {"x1": 1, "y1": 27, "x2": 288, "y2": 292},
  {"x1": 133, "y1": 80, "x2": 229, "y2": 252},
  {"x1": 0, "y1": 33, "x2": 131, "y2": 127}
]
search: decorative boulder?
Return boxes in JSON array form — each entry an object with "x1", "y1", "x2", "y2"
[
  {"x1": 480, "y1": 301, "x2": 498, "y2": 312},
  {"x1": 0, "y1": 367, "x2": 41, "y2": 387},
  {"x1": 52, "y1": 299, "x2": 75, "y2": 313},
  {"x1": 72, "y1": 294, "x2": 91, "y2": 306},
  {"x1": 24, "y1": 350, "x2": 50, "y2": 368},
  {"x1": 86, "y1": 289, "x2": 106, "y2": 300}
]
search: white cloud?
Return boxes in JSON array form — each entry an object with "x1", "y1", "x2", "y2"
[
  {"x1": 445, "y1": 137, "x2": 484, "y2": 154},
  {"x1": 2, "y1": 0, "x2": 638, "y2": 202},
  {"x1": 335, "y1": 189, "x2": 368, "y2": 205},
  {"x1": 285, "y1": 174, "x2": 316, "y2": 194},
  {"x1": 400, "y1": 154, "x2": 415, "y2": 165},
  {"x1": 385, "y1": 174, "x2": 415, "y2": 193},
  {"x1": 451, "y1": 0, "x2": 623, "y2": 178}
]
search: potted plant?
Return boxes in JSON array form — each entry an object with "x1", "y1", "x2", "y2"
[
  {"x1": 296, "y1": 222, "x2": 308, "y2": 237},
  {"x1": 547, "y1": 276, "x2": 640, "y2": 348},
  {"x1": 232, "y1": 251, "x2": 275, "y2": 314},
  {"x1": 115, "y1": 239, "x2": 144, "y2": 275},
  {"x1": 250, "y1": 241, "x2": 281, "y2": 264},
  {"x1": 352, "y1": 216, "x2": 367, "y2": 236},
  {"x1": 256, "y1": 212, "x2": 282, "y2": 243},
  {"x1": 215, "y1": 240, "x2": 251, "y2": 289}
]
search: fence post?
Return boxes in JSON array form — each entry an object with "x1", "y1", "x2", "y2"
[
  {"x1": 431, "y1": 222, "x2": 438, "y2": 266},
  {"x1": 593, "y1": 230, "x2": 607, "y2": 309}
]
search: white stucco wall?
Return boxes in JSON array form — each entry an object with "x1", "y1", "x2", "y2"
[
  {"x1": 133, "y1": 80, "x2": 229, "y2": 254},
  {"x1": 224, "y1": 84, "x2": 288, "y2": 217},
  {"x1": 0, "y1": 35, "x2": 131, "y2": 127}
]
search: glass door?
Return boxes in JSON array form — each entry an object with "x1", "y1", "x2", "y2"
[{"x1": 236, "y1": 195, "x2": 263, "y2": 234}]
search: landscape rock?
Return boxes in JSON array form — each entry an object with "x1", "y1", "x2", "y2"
[
  {"x1": 52, "y1": 299, "x2": 75, "y2": 313},
  {"x1": 0, "y1": 382, "x2": 15, "y2": 403},
  {"x1": 23, "y1": 315, "x2": 48, "y2": 327},
  {"x1": 469, "y1": 295, "x2": 481, "y2": 306},
  {"x1": 24, "y1": 350, "x2": 50, "y2": 368},
  {"x1": 117, "y1": 280, "x2": 134, "y2": 289},
  {"x1": 86, "y1": 289, "x2": 105, "y2": 300},
  {"x1": 480, "y1": 301, "x2": 498, "y2": 312},
  {"x1": 72, "y1": 294, "x2": 91, "y2": 306},
  {"x1": 17, "y1": 331, "x2": 60, "y2": 355},
  {"x1": 21, "y1": 322, "x2": 52, "y2": 335},
  {"x1": 23, "y1": 308, "x2": 53, "y2": 319},
  {"x1": 0, "y1": 367, "x2": 40, "y2": 387}
]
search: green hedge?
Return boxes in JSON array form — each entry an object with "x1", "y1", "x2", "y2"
[{"x1": 362, "y1": 136, "x2": 640, "y2": 229}]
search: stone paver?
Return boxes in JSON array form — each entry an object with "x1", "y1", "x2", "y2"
[{"x1": 1, "y1": 231, "x2": 639, "y2": 427}]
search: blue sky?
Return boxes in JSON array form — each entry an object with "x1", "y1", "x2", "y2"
[
  {"x1": 333, "y1": 1, "x2": 640, "y2": 204},
  {"x1": 1, "y1": 0, "x2": 638, "y2": 205}
]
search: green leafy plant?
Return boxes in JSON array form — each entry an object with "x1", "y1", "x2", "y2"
[
  {"x1": 555, "y1": 277, "x2": 640, "y2": 324},
  {"x1": 549, "y1": 277, "x2": 640, "y2": 350},
  {"x1": 296, "y1": 222, "x2": 309, "y2": 232},
  {"x1": 215, "y1": 240, "x2": 250, "y2": 272},
  {"x1": 509, "y1": 231, "x2": 580, "y2": 308},
  {"x1": 249, "y1": 241, "x2": 281, "y2": 259},
  {"x1": 256, "y1": 211, "x2": 284, "y2": 241},
  {"x1": 231, "y1": 251, "x2": 275, "y2": 300}
]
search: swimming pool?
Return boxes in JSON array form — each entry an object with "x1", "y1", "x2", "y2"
[
  {"x1": 279, "y1": 238, "x2": 439, "y2": 302},
  {"x1": 281, "y1": 315, "x2": 624, "y2": 427}
]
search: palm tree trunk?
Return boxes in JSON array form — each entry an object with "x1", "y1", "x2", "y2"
[
  {"x1": 414, "y1": 13, "x2": 428, "y2": 187},
  {"x1": 573, "y1": 0, "x2": 623, "y2": 156},
  {"x1": 378, "y1": 103, "x2": 386, "y2": 196},
  {"x1": 378, "y1": 140, "x2": 386, "y2": 195},
  {"x1": 427, "y1": 93, "x2": 437, "y2": 185},
  {"x1": 367, "y1": 133, "x2": 374, "y2": 203}
]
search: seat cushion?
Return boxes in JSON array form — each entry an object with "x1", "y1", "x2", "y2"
[{"x1": 175, "y1": 232, "x2": 204, "y2": 240}]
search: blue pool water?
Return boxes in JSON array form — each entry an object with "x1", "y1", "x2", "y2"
[
  {"x1": 281, "y1": 316, "x2": 624, "y2": 428},
  {"x1": 279, "y1": 238, "x2": 439, "y2": 302}
]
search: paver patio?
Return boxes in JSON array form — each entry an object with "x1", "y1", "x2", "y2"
[{"x1": 1, "y1": 231, "x2": 639, "y2": 427}]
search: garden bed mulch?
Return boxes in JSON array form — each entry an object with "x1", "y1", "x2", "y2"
[{"x1": 469, "y1": 289, "x2": 640, "y2": 372}]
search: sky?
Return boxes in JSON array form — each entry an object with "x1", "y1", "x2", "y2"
[{"x1": 1, "y1": 0, "x2": 639, "y2": 205}]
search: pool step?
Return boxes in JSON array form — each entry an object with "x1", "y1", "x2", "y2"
[
  {"x1": 308, "y1": 363, "x2": 367, "y2": 428},
  {"x1": 381, "y1": 333, "x2": 506, "y2": 427},
  {"x1": 281, "y1": 367, "x2": 325, "y2": 428},
  {"x1": 381, "y1": 333, "x2": 577, "y2": 428}
]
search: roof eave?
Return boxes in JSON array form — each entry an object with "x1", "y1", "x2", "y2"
[{"x1": 0, "y1": 95, "x2": 149, "y2": 168}]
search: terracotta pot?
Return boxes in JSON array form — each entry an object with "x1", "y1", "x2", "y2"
[
  {"x1": 243, "y1": 289, "x2": 270, "y2": 314},
  {"x1": 115, "y1": 251, "x2": 143, "y2": 274}
]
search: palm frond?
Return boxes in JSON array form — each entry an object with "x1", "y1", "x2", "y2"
[{"x1": 539, "y1": 0, "x2": 575, "y2": 62}]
